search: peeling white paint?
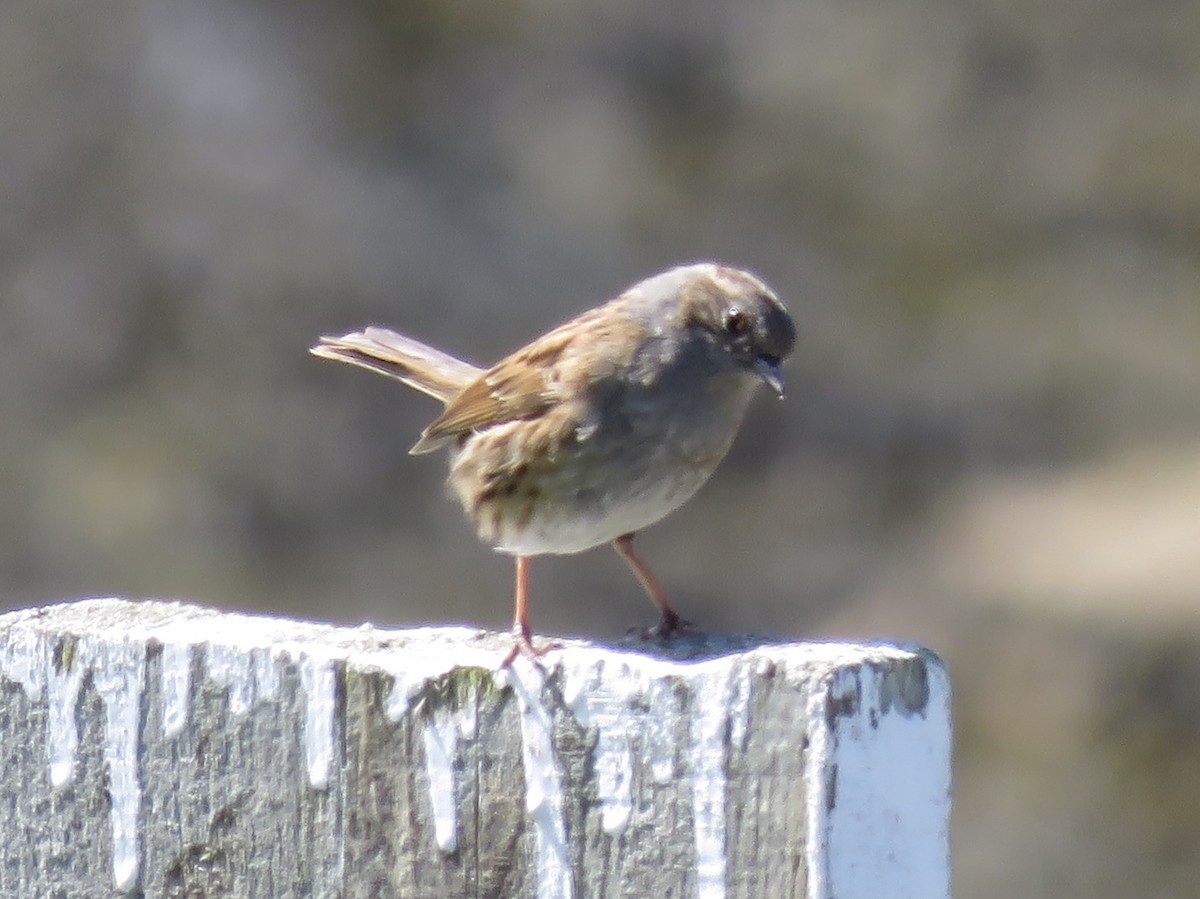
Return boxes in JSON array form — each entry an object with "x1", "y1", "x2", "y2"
[
  {"x1": 690, "y1": 667, "x2": 733, "y2": 899},
  {"x1": 561, "y1": 658, "x2": 636, "y2": 835},
  {"x1": 555, "y1": 646, "x2": 755, "y2": 895},
  {"x1": 727, "y1": 663, "x2": 754, "y2": 753},
  {"x1": 0, "y1": 627, "x2": 48, "y2": 699},
  {"x1": 803, "y1": 653, "x2": 951, "y2": 899},
  {"x1": 0, "y1": 602, "x2": 950, "y2": 899},
  {"x1": 388, "y1": 674, "x2": 476, "y2": 855},
  {"x1": 505, "y1": 659, "x2": 573, "y2": 899},
  {"x1": 824, "y1": 662, "x2": 951, "y2": 899},
  {"x1": 0, "y1": 606, "x2": 498, "y2": 893},
  {"x1": 299, "y1": 653, "x2": 337, "y2": 791},
  {"x1": 253, "y1": 646, "x2": 280, "y2": 701},
  {"x1": 0, "y1": 628, "x2": 135, "y2": 888},
  {"x1": 422, "y1": 707, "x2": 460, "y2": 853},
  {"x1": 83, "y1": 637, "x2": 147, "y2": 891},
  {"x1": 380, "y1": 646, "x2": 489, "y2": 722},
  {"x1": 47, "y1": 646, "x2": 86, "y2": 789},
  {"x1": 384, "y1": 665, "x2": 435, "y2": 721},
  {"x1": 204, "y1": 643, "x2": 256, "y2": 716},
  {"x1": 457, "y1": 696, "x2": 478, "y2": 739},
  {"x1": 371, "y1": 637, "x2": 496, "y2": 856},
  {"x1": 160, "y1": 643, "x2": 192, "y2": 738},
  {"x1": 803, "y1": 666, "x2": 852, "y2": 899},
  {"x1": 644, "y1": 676, "x2": 680, "y2": 785},
  {"x1": 0, "y1": 626, "x2": 149, "y2": 888}
]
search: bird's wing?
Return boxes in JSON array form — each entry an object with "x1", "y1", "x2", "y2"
[{"x1": 410, "y1": 323, "x2": 577, "y2": 453}]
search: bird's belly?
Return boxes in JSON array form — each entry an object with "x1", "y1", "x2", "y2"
[
  {"x1": 448, "y1": 435, "x2": 721, "y2": 556},
  {"x1": 499, "y1": 470, "x2": 710, "y2": 554},
  {"x1": 487, "y1": 470, "x2": 709, "y2": 556},
  {"x1": 446, "y1": 385, "x2": 752, "y2": 556}
]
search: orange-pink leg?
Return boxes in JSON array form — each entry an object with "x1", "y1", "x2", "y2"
[
  {"x1": 612, "y1": 532, "x2": 692, "y2": 636},
  {"x1": 501, "y1": 556, "x2": 554, "y2": 666},
  {"x1": 513, "y1": 555, "x2": 531, "y2": 643}
]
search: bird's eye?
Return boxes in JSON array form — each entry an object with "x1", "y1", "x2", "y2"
[{"x1": 723, "y1": 306, "x2": 749, "y2": 335}]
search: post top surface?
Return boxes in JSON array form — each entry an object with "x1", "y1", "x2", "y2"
[{"x1": 0, "y1": 597, "x2": 942, "y2": 694}]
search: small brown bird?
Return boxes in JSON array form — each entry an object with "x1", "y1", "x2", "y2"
[{"x1": 312, "y1": 262, "x2": 794, "y2": 659}]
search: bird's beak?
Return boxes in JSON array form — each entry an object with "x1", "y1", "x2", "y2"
[{"x1": 754, "y1": 355, "x2": 786, "y2": 398}]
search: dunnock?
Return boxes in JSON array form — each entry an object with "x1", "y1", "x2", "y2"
[{"x1": 312, "y1": 262, "x2": 794, "y2": 658}]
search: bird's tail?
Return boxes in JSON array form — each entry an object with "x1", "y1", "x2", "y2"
[{"x1": 310, "y1": 327, "x2": 482, "y2": 404}]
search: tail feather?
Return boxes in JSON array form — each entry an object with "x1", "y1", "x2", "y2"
[{"x1": 310, "y1": 327, "x2": 482, "y2": 404}]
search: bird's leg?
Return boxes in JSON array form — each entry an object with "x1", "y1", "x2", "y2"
[
  {"x1": 500, "y1": 555, "x2": 554, "y2": 666},
  {"x1": 612, "y1": 533, "x2": 695, "y2": 637}
]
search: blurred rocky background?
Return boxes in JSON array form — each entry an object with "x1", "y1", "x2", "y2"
[{"x1": 3, "y1": 0, "x2": 1199, "y2": 894}]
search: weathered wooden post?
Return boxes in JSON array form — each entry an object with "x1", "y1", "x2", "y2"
[{"x1": 0, "y1": 599, "x2": 950, "y2": 898}]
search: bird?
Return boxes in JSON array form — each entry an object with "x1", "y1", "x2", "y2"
[{"x1": 311, "y1": 262, "x2": 795, "y2": 661}]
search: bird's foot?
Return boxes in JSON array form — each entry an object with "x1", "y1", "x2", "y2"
[
  {"x1": 499, "y1": 625, "x2": 560, "y2": 669},
  {"x1": 630, "y1": 610, "x2": 700, "y2": 641}
]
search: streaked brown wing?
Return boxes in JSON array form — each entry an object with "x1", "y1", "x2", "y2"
[
  {"x1": 410, "y1": 303, "x2": 638, "y2": 455},
  {"x1": 424, "y1": 363, "x2": 554, "y2": 438},
  {"x1": 410, "y1": 317, "x2": 585, "y2": 453}
]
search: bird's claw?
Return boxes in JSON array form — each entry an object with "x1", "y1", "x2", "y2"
[
  {"x1": 499, "y1": 628, "x2": 560, "y2": 669},
  {"x1": 630, "y1": 611, "x2": 700, "y2": 641}
]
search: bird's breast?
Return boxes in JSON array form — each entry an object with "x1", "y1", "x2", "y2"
[{"x1": 443, "y1": 365, "x2": 761, "y2": 556}]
